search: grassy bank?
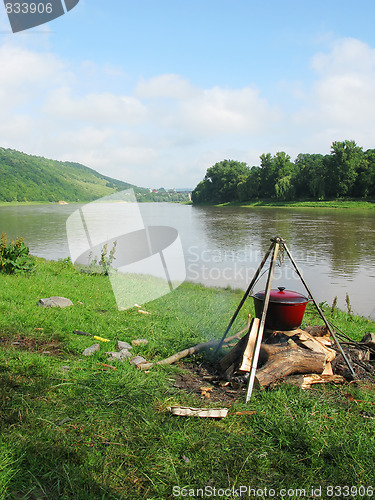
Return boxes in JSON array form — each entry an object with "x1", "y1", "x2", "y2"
[
  {"x1": 1, "y1": 259, "x2": 375, "y2": 499},
  {"x1": 0, "y1": 201, "x2": 58, "y2": 207},
  {"x1": 216, "y1": 199, "x2": 375, "y2": 210}
]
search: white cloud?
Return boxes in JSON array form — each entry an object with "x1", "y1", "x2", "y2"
[
  {"x1": 0, "y1": 37, "x2": 283, "y2": 187},
  {"x1": 293, "y1": 38, "x2": 375, "y2": 151},
  {"x1": 136, "y1": 74, "x2": 197, "y2": 100},
  {"x1": 0, "y1": 41, "x2": 69, "y2": 88},
  {"x1": 177, "y1": 85, "x2": 281, "y2": 136},
  {"x1": 1, "y1": 36, "x2": 375, "y2": 189},
  {"x1": 136, "y1": 75, "x2": 281, "y2": 137},
  {"x1": 311, "y1": 38, "x2": 375, "y2": 75},
  {"x1": 43, "y1": 87, "x2": 147, "y2": 125}
]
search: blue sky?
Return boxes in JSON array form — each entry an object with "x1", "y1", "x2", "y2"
[{"x1": 1, "y1": 0, "x2": 375, "y2": 188}]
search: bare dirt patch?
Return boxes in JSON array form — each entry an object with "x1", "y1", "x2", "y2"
[
  {"x1": 0, "y1": 336, "x2": 64, "y2": 356},
  {"x1": 172, "y1": 361, "x2": 247, "y2": 404}
]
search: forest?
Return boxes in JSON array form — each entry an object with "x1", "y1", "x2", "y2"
[
  {"x1": 191, "y1": 140, "x2": 375, "y2": 204},
  {"x1": 0, "y1": 148, "x2": 190, "y2": 203}
]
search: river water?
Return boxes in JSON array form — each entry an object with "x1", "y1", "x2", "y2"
[{"x1": 0, "y1": 202, "x2": 374, "y2": 318}]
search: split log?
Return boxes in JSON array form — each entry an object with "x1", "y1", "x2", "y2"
[
  {"x1": 283, "y1": 373, "x2": 346, "y2": 389},
  {"x1": 282, "y1": 328, "x2": 336, "y2": 362},
  {"x1": 219, "y1": 318, "x2": 260, "y2": 378},
  {"x1": 255, "y1": 343, "x2": 326, "y2": 388},
  {"x1": 238, "y1": 318, "x2": 260, "y2": 372},
  {"x1": 219, "y1": 332, "x2": 250, "y2": 377}
]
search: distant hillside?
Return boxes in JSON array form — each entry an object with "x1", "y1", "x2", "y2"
[{"x1": 0, "y1": 147, "x2": 147, "y2": 203}]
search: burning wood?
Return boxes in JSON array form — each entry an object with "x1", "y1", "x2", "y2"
[{"x1": 219, "y1": 323, "x2": 349, "y2": 389}]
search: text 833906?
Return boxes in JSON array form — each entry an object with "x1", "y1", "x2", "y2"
[{"x1": 5, "y1": 3, "x2": 53, "y2": 14}]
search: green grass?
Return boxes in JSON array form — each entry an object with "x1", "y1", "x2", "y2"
[
  {"x1": 0, "y1": 201, "x2": 53, "y2": 207},
  {"x1": 1, "y1": 258, "x2": 375, "y2": 498},
  {"x1": 216, "y1": 199, "x2": 375, "y2": 210}
]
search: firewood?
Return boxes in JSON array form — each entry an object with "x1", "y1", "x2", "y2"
[
  {"x1": 219, "y1": 332, "x2": 250, "y2": 373},
  {"x1": 238, "y1": 318, "x2": 260, "y2": 372},
  {"x1": 282, "y1": 328, "x2": 336, "y2": 362},
  {"x1": 284, "y1": 373, "x2": 346, "y2": 389},
  {"x1": 360, "y1": 332, "x2": 375, "y2": 348},
  {"x1": 255, "y1": 343, "x2": 326, "y2": 388},
  {"x1": 304, "y1": 325, "x2": 330, "y2": 338},
  {"x1": 322, "y1": 362, "x2": 333, "y2": 375}
]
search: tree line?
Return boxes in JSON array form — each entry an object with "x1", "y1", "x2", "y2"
[{"x1": 191, "y1": 140, "x2": 375, "y2": 204}]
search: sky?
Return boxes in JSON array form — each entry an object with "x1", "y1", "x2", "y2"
[{"x1": 1, "y1": 0, "x2": 375, "y2": 189}]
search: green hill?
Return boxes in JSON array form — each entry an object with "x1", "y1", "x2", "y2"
[{"x1": 0, "y1": 147, "x2": 148, "y2": 203}]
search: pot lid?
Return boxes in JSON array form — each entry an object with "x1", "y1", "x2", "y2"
[{"x1": 253, "y1": 287, "x2": 309, "y2": 304}]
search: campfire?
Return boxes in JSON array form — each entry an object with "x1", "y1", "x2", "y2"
[
  {"x1": 214, "y1": 236, "x2": 358, "y2": 401},
  {"x1": 141, "y1": 237, "x2": 375, "y2": 403}
]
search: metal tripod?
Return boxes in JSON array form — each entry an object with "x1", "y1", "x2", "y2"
[{"x1": 215, "y1": 237, "x2": 355, "y2": 402}]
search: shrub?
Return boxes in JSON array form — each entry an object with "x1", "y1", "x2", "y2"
[{"x1": 0, "y1": 233, "x2": 35, "y2": 274}]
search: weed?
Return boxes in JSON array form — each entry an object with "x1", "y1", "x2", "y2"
[
  {"x1": 0, "y1": 233, "x2": 35, "y2": 274},
  {"x1": 331, "y1": 296, "x2": 338, "y2": 314},
  {"x1": 346, "y1": 292, "x2": 353, "y2": 316},
  {"x1": 80, "y1": 241, "x2": 117, "y2": 276}
]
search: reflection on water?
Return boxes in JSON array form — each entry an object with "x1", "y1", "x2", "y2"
[
  {"x1": 0, "y1": 203, "x2": 374, "y2": 318},
  {"x1": 187, "y1": 206, "x2": 375, "y2": 318},
  {"x1": 0, "y1": 204, "x2": 76, "y2": 259}
]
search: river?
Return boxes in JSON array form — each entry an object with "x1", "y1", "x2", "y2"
[{"x1": 0, "y1": 202, "x2": 374, "y2": 318}]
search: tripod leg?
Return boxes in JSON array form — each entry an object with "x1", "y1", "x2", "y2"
[
  {"x1": 283, "y1": 242, "x2": 355, "y2": 378},
  {"x1": 215, "y1": 241, "x2": 275, "y2": 352},
  {"x1": 246, "y1": 240, "x2": 280, "y2": 402}
]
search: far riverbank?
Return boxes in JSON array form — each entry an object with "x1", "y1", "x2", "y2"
[{"x1": 215, "y1": 199, "x2": 375, "y2": 210}]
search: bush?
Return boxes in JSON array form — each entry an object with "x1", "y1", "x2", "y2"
[{"x1": 0, "y1": 233, "x2": 35, "y2": 274}]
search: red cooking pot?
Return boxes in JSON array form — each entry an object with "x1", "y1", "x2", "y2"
[{"x1": 252, "y1": 287, "x2": 310, "y2": 331}]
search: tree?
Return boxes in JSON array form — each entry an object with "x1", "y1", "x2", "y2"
[
  {"x1": 191, "y1": 180, "x2": 210, "y2": 203},
  {"x1": 294, "y1": 153, "x2": 326, "y2": 199},
  {"x1": 275, "y1": 174, "x2": 295, "y2": 200},
  {"x1": 352, "y1": 149, "x2": 375, "y2": 198},
  {"x1": 237, "y1": 167, "x2": 261, "y2": 201},
  {"x1": 325, "y1": 140, "x2": 363, "y2": 197},
  {"x1": 259, "y1": 153, "x2": 276, "y2": 198},
  {"x1": 259, "y1": 152, "x2": 295, "y2": 199},
  {"x1": 192, "y1": 160, "x2": 250, "y2": 204}
]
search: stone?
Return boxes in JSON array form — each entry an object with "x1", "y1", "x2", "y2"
[
  {"x1": 117, "y1": 340, "x2": 132, "y2": 351},
  {"x1": 37, "y1": 296, "x2": 73, "y2": 308},
  {"x1": 106, "y1": 349, "x2": 132, "y2": 362},
  {"x1": 131, "y1": 339, "x2": 148, "y2": 346},
  {"x1": 129, "y1": 355, "x2": 147, "y2": 367},
  {"x1": 82, "y1": 344, "x2": 100, "y2": 356}
]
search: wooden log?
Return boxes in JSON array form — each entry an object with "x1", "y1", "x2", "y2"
[
  {"x1": 219, "y1": 331, "x2": 250, "y2": 373},
  {"x1": 282, "y1": 328, "x2": 336, "y2": 362},
  {"x1": 304, "y1": 325, "x2": 330, "y2": 338},
  {"x1": 238, "y1": 318, "x2": 260, "y2": 372},
  {"x1": 360, "y1": 332, "x2": 375, "y2": 348},
  {"x1": 255, "y1": 343, "x2": 326, "y2": 388},
  {"x1": 284, "y1": 373, "x2": 346, "y2": 389}
]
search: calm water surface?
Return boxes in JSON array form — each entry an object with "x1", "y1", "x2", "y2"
[{"x1": 0, "y1": 203, "x2": 374, "y2": 318}]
